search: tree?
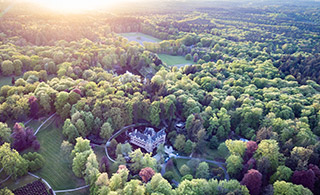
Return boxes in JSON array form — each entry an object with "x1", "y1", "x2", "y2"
[
  {"x1": 195, "y1": 162, "x2": 209, "y2": 179},
  {"x1": 149, "y1": 101, "x2": 161, "y2": 127},
  {"x1": 225, "y1": 139, "x2": 247, "y2": 157},
  {"x1": 273, "y1": 181, "x2": 313, "y2": 195},
  {"x1": 22, "y1": 152, "x2": 45, "y2": 172},
  {"x1": 130, "y1": 149, "x2": 144, "y2": 173},
  {"x1": 180, "y1": 164, "x2": 191, "y2": 176},
  {"x1": 139, "y1": 167, "x2": 155, "y2": 183},
  {"x1": 0, "y1": 188, "x2": 14, "y2": 195},
  {"x1": 75, "y1": 119, "x2": 88, "y2": 137},
  {"x1": 226, "y1": 155, "x2": 243, "y2": 177},
  {"x1": 72, "y1": 150, "x2": 92, "y2": 177},
  {"x1": 244, "y1": 141, "x2": 258, "y2": 161},
  {"x1": 123, "y1": 180, "x2": 146, "y2": 195},
  {"x1": 174, "y1": 134, "x2": 186, "y2": 152},
  {"x1": 60, "y1": 140, "x2": 73, "y2": 161},
  {"x1": 100, "y1": 122, "x2": 113, "y2": 140},
  {"x1": 290, "y1": 147, "x2": 313, "y2": 170},
  {"x1": 13, "y1": 59, "x2": 23, "y2": 76},
  {"x1": 254, "y1": 140, "x2": 280, "y2": 170},
  {"x1": 187, "y1": 159, "x2": 201, "y2": 176},
  {"x1": 185, "y1": 54, "x2": 192, "y2": 60},
  {"x1": 71, "y1": 137, "x2": 91, "y2": 157},
  {"x1": 28, "y1": 96, "x2": 39, "y2": 119},
  {"x1": 270, "y1": 166, "x2": 293, "y2": 184},
  {"x1": 292, "y1": 169, "x2": 316, "y2": 191},
  {"x1": 99, "y1": 156, "x2": 110, "y2": 173},
  {"x1": 209, "y1": 136, "x2": 219, "y2": 149},
  {"x1": 163, "y1": 171, "x2": 174, "y2": 182},
  {"x1": 141, "y1": 153, "x2": 157, "y2": 170},
  {"x1": 146, "y1": 173, "x2": 173, "y2": 195},
  {"x1": 240, "y1": 169, "x2": 262, "y2": 195},
  {"x1": 184, "y1": 139, "x2": 195, "y2": 155},
  {"x1": 62, "y1": 119, "x2": 79, "y2": 143},
  {"x1": 0, "y1": 122, "x2": 11, "y2": 144},
  {"x1": 84, "y1": 153, "x2": 99, "y2": 186},
  {"x1": 1, "y1": 60, "x2": 14, "y2": 76},
  {"x1": 0, "y1": 143, "x2": 28, "y2": 180},
  {"x1": 55, "y1": 91, "x2": 70, "y2": 119},
  {"x1": 11, "y1": 123, "x2": 37, "y2": 152}
]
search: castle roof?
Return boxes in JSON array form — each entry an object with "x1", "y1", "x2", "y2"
[{"x1": 130, "y1": 127, "x2": 165, "y2": 142}]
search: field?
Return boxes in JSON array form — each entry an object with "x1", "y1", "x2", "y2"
[
  {"x1": 157, "y1": 54, "x2": 193, "y2": 67},
  {"x1": 119, "y1": 32, "x2": 162, "y2": 46},
  {"x1": 34, "y1": 117, "x2": 85, "y2": 190},
  {"x1": 0, "y1": 76, "x2": 22, "y2": 88}
]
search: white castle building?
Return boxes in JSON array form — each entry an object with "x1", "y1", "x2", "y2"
[{"x1": 128, "y1": 127, "x2": 166, "y2": 153}]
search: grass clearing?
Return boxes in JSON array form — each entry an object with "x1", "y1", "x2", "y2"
[
  {"x1": 34, "y1": 117, "x2": 85, "y2": 190},
  {"x1": 0, "y1": 76, "x2": 23, "y2": 88},
  {"x1": 157, "y1": 54, "x2": 193, "y2": 67},
  {"x1": 119, "y1": 32, "x2": 162, "y2": 46}
]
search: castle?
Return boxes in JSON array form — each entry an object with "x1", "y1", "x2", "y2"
[{"x1": 128, "y1": 127, "x2": 166, "y2": 153}]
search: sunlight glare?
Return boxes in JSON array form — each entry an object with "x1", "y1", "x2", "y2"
[{"x1": 30, "y1": 0, "x2": 117, "y2": 12}]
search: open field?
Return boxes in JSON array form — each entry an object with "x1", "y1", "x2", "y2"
[
  {"x1": 119, "y1": 32, "x2": 162, "y2": 46},
  {"x1": 157, "y1": 54, "x2": 193, "y2": 67},
  {"x1": 0, "y1": 76, "x2": 23, "y2": 88},
  {"x1": 34, "y1": 117, "x2": 85, "y2": 190}
]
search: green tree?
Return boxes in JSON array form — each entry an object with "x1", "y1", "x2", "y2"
[
  {"x1": 0, "y1": 188, "x2": 14, "y2": 195},
  {"x1": 1, "y1": 60, "x2": 14, "y2": 76},
  {"x1": 60, "y1": 140, "x2": 73, "y2": 162},
  {"x1": 226, "y1": 155, "x2": 243, "y2": 177},
  {"x1": 76, "y1": 119, "x2": 88, "y2": 137},
  {"x1": 13, "y1": 59, "x2": 23, "y2": 76},
  {"x1": 254, "y1": 140, "x2": 280, "y2": 171},
  {"x1": 270, "y1": 166, "x2": 293, "y2": 184},
  {"x1": 146, "y1": 173, "x2": 173, "y2": 195},
  {"x1": 225, "y1": 139, "x2": 247, "y2": 157},
  {"x1": 55, "y1": 91, "x2": 70, "y2": 119},
  {"x1": 273, "y1": 181, "x2": 312, "y2": 195},
  {"x1": 71, "y1": 137, "x2": 91, "y2": 155},
  {"x1": 100, "y1": 122, "x2": 113, "y2": 140},
  {"x1": 0, "y1": 122, "x2": 11, "y2": 144},
  {"x1": 180, "y1": 164, "x2": 191, "y2": 176},
  {"x1": 123, "y1": 180, "x2": 145, "y2": 195},
  {"x1": 149, "y1": 101, "x2": 161, "y2": 127},
  {"x1": 62, "y1": 119, "x2": 79, "y2": 143},
  {"x1": 130, "y1": 149, "x2": 144, "y2": 173},
  {"x1": 0, "y1": 143, "x2": 28, "y2": 180},
  {"x1": 72, "y1": 150, "x2": 92, "y2": 178},
  {"x1": 195, "y1": 162, "x2": 209, "y2": 179},
  {"x1": 174, "y1": 134, "x2": 186, "y2": 152}
]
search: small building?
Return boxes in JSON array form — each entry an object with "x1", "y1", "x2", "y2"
[{"x1": 129, "y1": 127, "x2": 166, "y2": 153}]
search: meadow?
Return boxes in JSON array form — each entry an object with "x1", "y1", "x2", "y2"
[
  {"x1": 119, "y1": 32, "x2": 162, "y2": 46},
  {"x1": 157, "y1": 54, "x2": 193, "y2": 67}
]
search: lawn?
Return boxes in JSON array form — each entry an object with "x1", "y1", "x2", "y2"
[
  {"x1": 119, "y1": 32, "x2": 162, "y2": 46},
  {"x1": 34, "y1": 117, "x2": 85, "y2": 190},
  {"x1": 157, "y1": 54, "x2": 193, "y2": 67},
  {"x1": 0, "y1": 76, "x2": 22, "y2": 88}
]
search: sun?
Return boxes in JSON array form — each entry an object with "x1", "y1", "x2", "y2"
[{"x1": 30, "y1": 0, "x2": 116, "y2": 12}]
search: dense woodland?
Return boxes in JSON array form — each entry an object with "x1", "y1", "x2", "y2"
[{"x1": 1, "y1": 0, "x2": 320, "y2": 195}]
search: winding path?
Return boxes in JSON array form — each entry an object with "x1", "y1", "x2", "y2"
[
  {"x1": 28, "y1": 172, "x2": 56, "y2": 195},
  {"x1": 33, "y1": 113, "x2": 56, "y2": 135},
  {"x1": 54, "y1": 185, "x2": 90, "y2": 193}
]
